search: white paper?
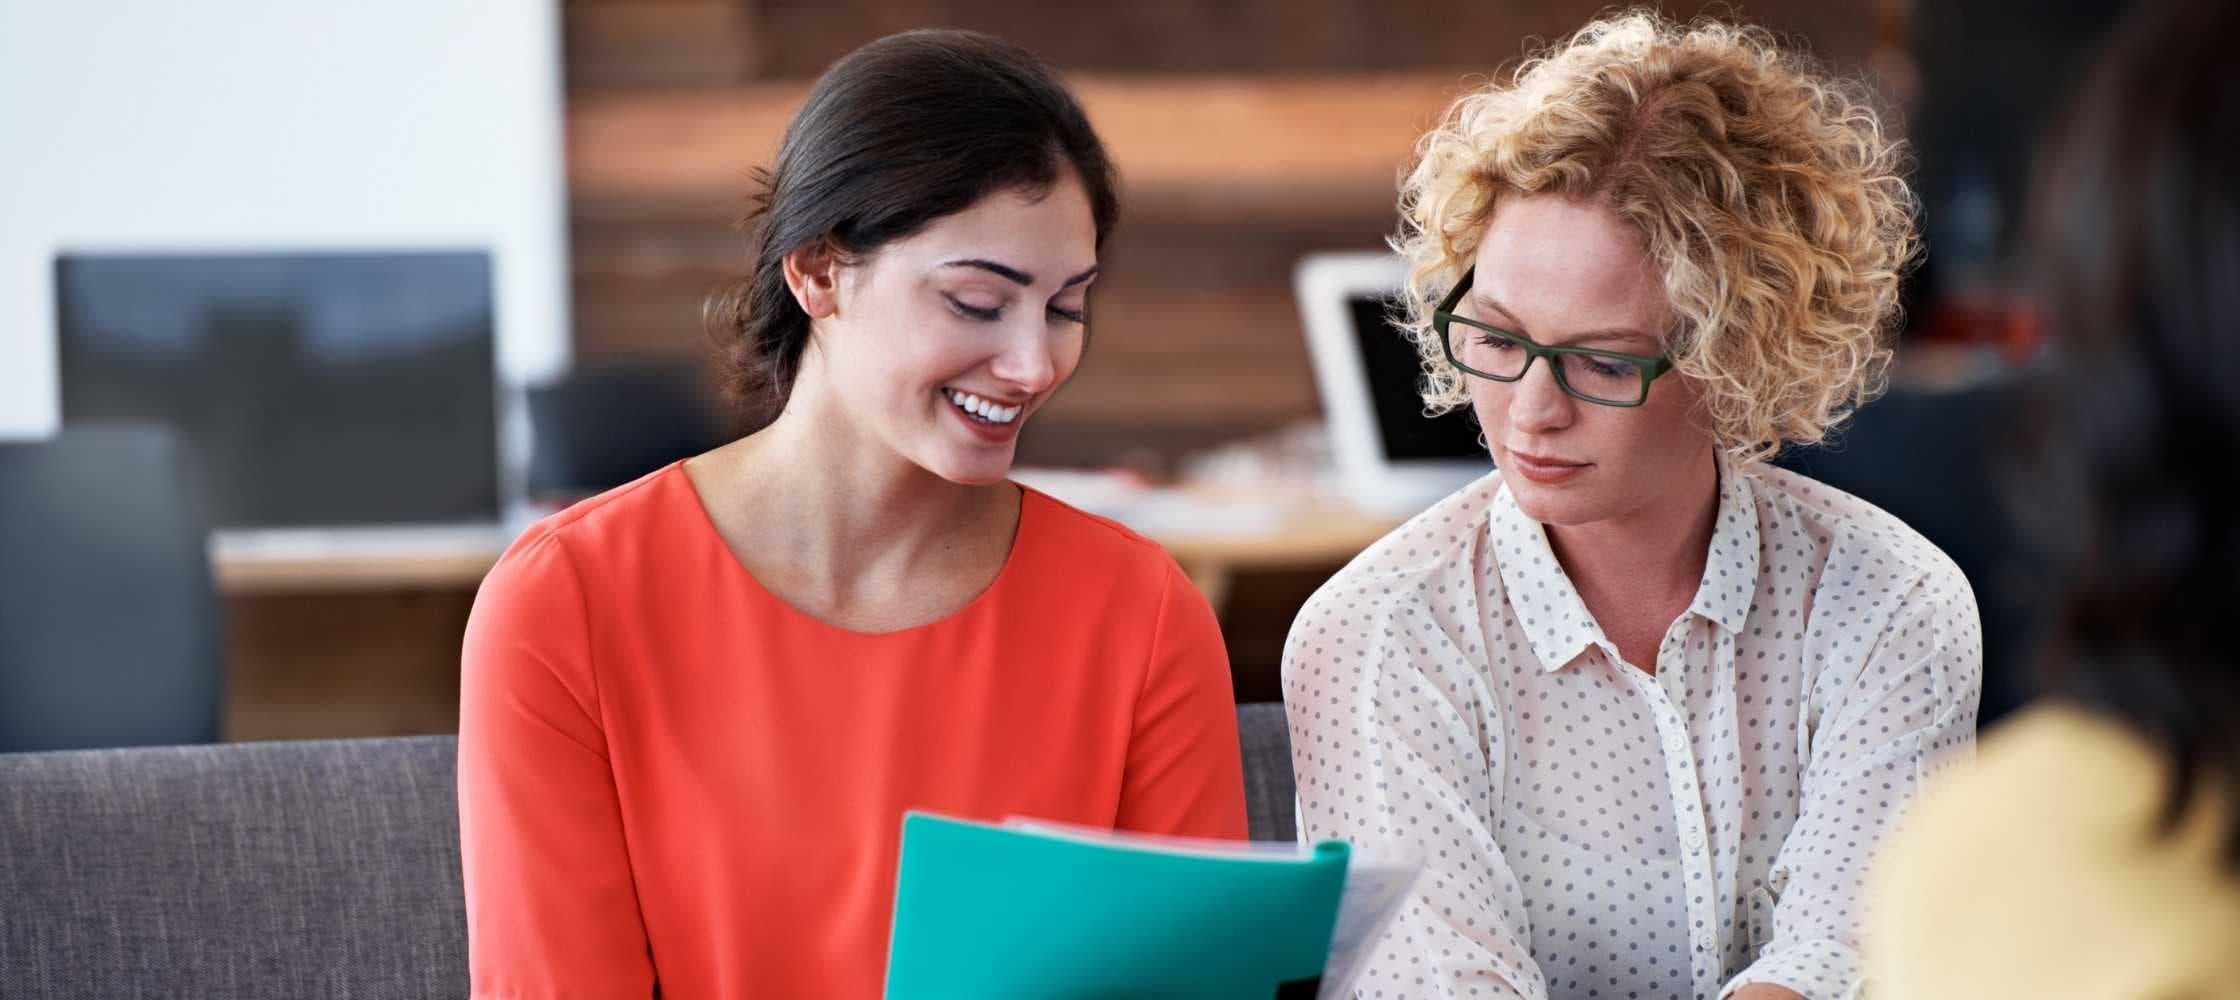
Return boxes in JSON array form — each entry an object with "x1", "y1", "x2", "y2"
[
  {"x1": 1000, "y1": 816, "x2": 1320, "y2": 859},
  {"x1": 1319, "y1": 854, "x2": 1421, "y2": 1000}
]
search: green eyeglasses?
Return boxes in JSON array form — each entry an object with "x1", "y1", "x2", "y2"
[{"x1": 1432, "y1": 267, "x2": 1676, "y2": 407}]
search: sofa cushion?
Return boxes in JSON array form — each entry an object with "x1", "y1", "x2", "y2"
[
  {"x1": 0, "y1": 705, "x2": 1299, "y2": 997},
  {"x1": 0, "y1": 736, "x2": 465, "y2": 999}
]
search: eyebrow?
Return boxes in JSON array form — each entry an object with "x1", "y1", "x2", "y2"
[
  {"x1": 1472, "y1": 292, "x2": 1663, "y2": 351},
  {"x1": 940, "y1": 259, "x2": 1100, "y2": 289}
]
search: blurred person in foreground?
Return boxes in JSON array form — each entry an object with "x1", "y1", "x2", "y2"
[
  {"x1": 457, "y1": 29, "x2": 1245, "y2": 999},
  {"x1": 1870, "y1": 1, "x2": 2240, "y2": 995},
  {"x1": 1284, "y1": 12, "x2": 1981, "y2": 999}
]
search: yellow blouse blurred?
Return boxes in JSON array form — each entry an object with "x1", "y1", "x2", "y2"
[{"x1": 1870, "y1": 704, "x2": 2240, "y2": 998}]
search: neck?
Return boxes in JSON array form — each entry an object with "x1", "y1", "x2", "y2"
[
  {"x1": 1545, "y1": 453, "x2": 1722, "y2": 604},
  {"x1": 726, "y1": 375, "x2": 1002, "y2": 590}
]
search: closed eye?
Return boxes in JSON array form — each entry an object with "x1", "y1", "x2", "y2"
[
  {"x1": 1049, "y1": 305, "x2": 1087, "y2": 325},
  {"x1": 944, "y1": 294, "x2": 1002, "y2": 322},
  {"x1": 1579, "y1": 356, "x2": 1637, "y2": 378}
]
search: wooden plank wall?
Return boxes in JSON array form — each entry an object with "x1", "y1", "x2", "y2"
[{"x1": 563, "y1": 0, "x2": 1884, "y2": 466}]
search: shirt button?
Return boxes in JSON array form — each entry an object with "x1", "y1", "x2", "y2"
[
  {"x1": 1697, "y1": 931, "x2": 1716, "y2": 951},
  {"x1": 1665, "y1": 733, "x2": 1687, "y2": 754},
  {"x1": 1685, "y1": 829, "x2": 1706, "y2": 850}
]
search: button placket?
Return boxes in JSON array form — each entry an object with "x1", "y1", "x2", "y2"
[{"x1": 1624, "y1": 666, "x2": 1723, "y2": 997}]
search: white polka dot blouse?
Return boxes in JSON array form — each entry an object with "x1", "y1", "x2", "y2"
[{"x1": 1283, "y1": 463, "x2": 1982, "y2": 1000}]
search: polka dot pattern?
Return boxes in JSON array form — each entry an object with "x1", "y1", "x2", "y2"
[{"x1": 1283, "y1": 464, "x2": 1982, "y2": 999}]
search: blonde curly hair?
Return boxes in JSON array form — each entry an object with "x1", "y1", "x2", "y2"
[{"x1": 1393, "y1": 10, "x2": 1919, "y2": 464}]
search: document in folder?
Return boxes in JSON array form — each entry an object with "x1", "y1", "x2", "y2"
[{"x1": 883, "y1": 812, "x2": 1416, "y2": 1000}]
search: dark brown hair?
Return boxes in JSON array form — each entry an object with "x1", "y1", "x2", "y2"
[
  {"x1": 705, "y1": 29, "x2": 1120, "y2": 426},
  {"x1": 2016, "y1": 0, "x2": 2240, "y2": 862}
]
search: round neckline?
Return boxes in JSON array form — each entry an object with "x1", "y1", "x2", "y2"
[{"x1": 667, "y1": 462, "x2": 1037, "y2": 639}]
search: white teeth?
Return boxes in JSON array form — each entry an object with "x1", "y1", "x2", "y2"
[{"x1": 945, "y1": 389, "x2": 1020, "y2": 425}]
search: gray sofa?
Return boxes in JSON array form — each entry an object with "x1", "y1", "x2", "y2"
[{"x1": 0, "y1": 703, "x2": 1297, "y2": 999}]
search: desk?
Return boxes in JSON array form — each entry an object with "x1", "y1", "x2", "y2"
[
  {"x1": 1158, "y1": 507, "x2": 1400, "y2": 611},
  {"x1": 209, "y1": 495, "x2": 1402, "y2": 739},
  {"x1": 212, "y1": 524, "x2": 520, "y2": 596},
  {"x1": 212, "y1": 505, "x2": 1404, "y2": 614}
]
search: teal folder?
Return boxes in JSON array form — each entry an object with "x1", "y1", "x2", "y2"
[{"x1": 883, "y1": 812, "x2": 1350, "y2": 999}]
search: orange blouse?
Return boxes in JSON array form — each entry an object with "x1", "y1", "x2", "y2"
[{"x1": 457, "y1": 464, "x2": 1247, "y2": 998}]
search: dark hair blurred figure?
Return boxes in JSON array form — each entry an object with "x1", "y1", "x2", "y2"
[{"x1": 1870, "y1": 1, "x2": 2240, "y2": 994}]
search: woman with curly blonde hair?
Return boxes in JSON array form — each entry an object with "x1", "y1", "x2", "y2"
[{"x1": 1283, "y1": 12, "x2": 1980, "y2": 999}]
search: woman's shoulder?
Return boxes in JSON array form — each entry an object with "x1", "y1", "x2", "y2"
[
  {"x1": 1296, "y1": 471, "x2": 1504, "y2": 626},
  {"x1": 1910, "y1": 704, "x2": 2170, "y2": 840},
  {"x1": 1881, "y1": 701, "x2": 2224, "y2": 905},
  {"x1": 1738, "y1": 461, "x2": 1971, "y2": 587},
  {"x1": 1875, "y1": 706, "x2": 2172, "y2": 927},
  {"x1": 1742, "y1": 462, "x2": 1974, "y2": 607},
  {"x1": 1010, "y1": 486, "x2": 1219, "y2": 644},
  {"x1": 1015, "y1": 485, "x2": 1183, "y2": 581},
  {"x1": 1871, "y1": 703, "x2": 2240, "y2": 995},
  {"x1": 485, "y1": 463, "x2": 699, "y2": 588}
]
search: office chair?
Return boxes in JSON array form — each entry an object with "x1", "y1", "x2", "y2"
[
  {"x1": 0, "y1": 424, "x2": 225, "y2": 751},
  {"x1": 526, "y1": 360, "x2": 730, "y2": 500}
]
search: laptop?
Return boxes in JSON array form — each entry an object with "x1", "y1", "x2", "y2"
[{"x1": 1295, "y1": 252, "x2": 1490, "y2": 515}]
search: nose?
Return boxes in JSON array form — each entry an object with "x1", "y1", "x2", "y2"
[
  {"x1": 1505, "y1": 356, "x2": 1575, "y2": 435},
  {"x1": 987, "y1": 324, "x2": 1056, "y2": 397}
]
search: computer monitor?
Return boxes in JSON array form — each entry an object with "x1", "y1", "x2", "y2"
[
  {"x1": 55, "y1": 250, "x2": 503, "y2": 531},
  {"x1": 1296, "y1": 252, "x2": 1491, "y2": 515}
]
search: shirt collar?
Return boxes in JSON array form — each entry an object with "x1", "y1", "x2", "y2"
[
  {"x1": 1686, "y1": 460, "x2": 1760, "y2": 636},
  {"x1": 1489, "y1": 459, "x2": 1760, "y2": 674},
  {"x1": 1490, "y1": 483, "x2": 1610, "y2": 672}
]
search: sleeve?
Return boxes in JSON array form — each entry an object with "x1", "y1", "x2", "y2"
[
  {"x1": 1722, "y1": 573, "x2": 1983, "y2": 1000},
  {"x1": 457, "y1": 530, "x2": 656, "y2": 998},
  {"x1": 1282, "y1": 586, "x2": 1548, "y2": 999},
  {"x1": 1112, "y1": 559, "x2": 1249, "y2": 839}
]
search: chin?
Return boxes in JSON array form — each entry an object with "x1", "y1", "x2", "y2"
[
  {"x1": 923, "y1": 449, "x2": 1015, "y2": 487},
  {"x1": 1500, "y1": 467, "x2": 1611, "y2": 527}
]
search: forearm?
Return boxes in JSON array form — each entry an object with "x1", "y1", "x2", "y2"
[{"x1": 1730, "y1": 985, "x2": 1806, "y2": 1000}]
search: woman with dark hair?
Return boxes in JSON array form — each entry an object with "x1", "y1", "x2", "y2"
[
  {"x1": 457, "y1": 30, "x2": 1245, "y2": 998},
  {"x1": 1871, "y1": 1, "x2": 2240, "y2": 994}
]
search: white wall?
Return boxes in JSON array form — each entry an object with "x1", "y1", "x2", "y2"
[{"x1": 0, "y1": 0, "x2": 569, "y2": 439}]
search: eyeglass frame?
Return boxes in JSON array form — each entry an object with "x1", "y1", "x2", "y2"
[{"x1": 1431, "y1": 267, "x2": 1677, "y2": 408}]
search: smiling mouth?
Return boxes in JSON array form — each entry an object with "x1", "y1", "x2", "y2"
[{"x1": 943, "y1": 387, "x2": 1022, "y2": 425}]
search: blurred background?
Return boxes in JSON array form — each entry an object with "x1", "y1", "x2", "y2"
[{"x1": 0, "y1": 0, "x2": 2126, "y2": 752}]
